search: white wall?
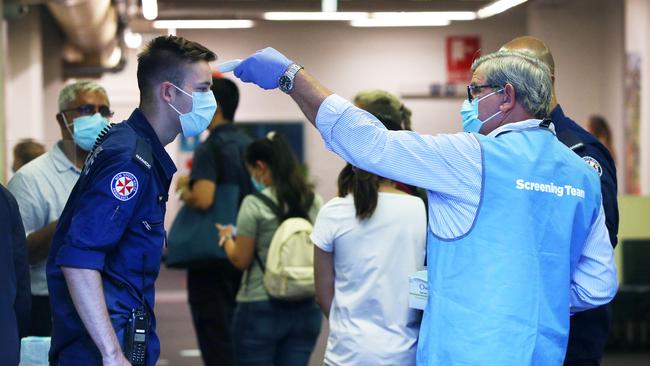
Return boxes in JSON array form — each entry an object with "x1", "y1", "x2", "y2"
[
  {"x1": 41, "y1": 10, "x2": 65, "y2": 145},
  {"x1": 527, "y1": 0, "x2": 625, "y2": 188},
  {"x1": 4, "y1": 8, "x2": 46, "y2": 179}
]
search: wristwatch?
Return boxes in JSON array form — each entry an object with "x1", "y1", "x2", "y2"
[{"x1": 279, "y1": 63, "x2": 304, "y2": 94}]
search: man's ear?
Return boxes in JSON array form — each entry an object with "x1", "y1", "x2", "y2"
[
  {"x1": 160, "y1": 82, "x2": 175, "y2": 104},
  {"x1": 56, "y1": 113, "x2": 70, "y2": 132},
  {"x1": 56, "y1": 112, "x2": 65, "y2": 127},
  {"x1": 500, "y1": 83, "x2": 516, "y2": 112},
  {"x1": 57, "y1": 113, "x2": 73, "y2": 139}
]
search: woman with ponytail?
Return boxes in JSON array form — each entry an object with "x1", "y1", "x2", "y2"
[
  {"x1": 217, "y1": 132, "x2": 323, "y2": 366},
  {"x1": 311, "y1": 90, "x2": 426, "y2": 366}
]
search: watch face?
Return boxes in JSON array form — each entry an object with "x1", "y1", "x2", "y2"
[{"x1": 279, "y1": 75, "x2": 292, "y2": 92}]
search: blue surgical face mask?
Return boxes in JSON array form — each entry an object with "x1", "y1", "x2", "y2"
[
  {"x1": 67, "y1": 113, "x2": 110, "y2": 151},
  {"x1": 251, "y1": 176, "x2": 266, "y2": 192},
  {"x1": 460, "y1": 88, "x2": 504, "y2": 133},
  {"x1": 168, "y1": 83, "x2": 217, "y2": 137}
]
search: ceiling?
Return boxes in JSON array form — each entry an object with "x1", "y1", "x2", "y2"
[{"x1": 154, "y1": 0, "x2": 497, "y2": 19}]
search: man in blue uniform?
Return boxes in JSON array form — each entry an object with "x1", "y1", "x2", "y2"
[
  {"x1": 231, "y1": 48, "x2": 618, "y2": 365},
  {"x1": 501, "y1": 36, "x2": 619, "y2": 366},
  {"x1": 47, "y1": 36, "x2": 217, "y2": 366}
]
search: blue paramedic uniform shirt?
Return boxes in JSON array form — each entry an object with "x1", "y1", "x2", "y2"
[
  {"x1": 552, "y1": 105, "x2": 618, "y2": 247},
  {"x1": 552, "y1": 105, "x2": 620, "y2": 364},
  {"x1": 47, "y1": 109, "x2": 176, "y2": 366}
]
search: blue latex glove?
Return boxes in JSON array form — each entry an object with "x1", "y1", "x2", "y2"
[{"x1": 234, "y1": 47, "x2": 293, "y2": 90}]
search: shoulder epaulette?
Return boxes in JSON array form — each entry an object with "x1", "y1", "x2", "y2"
[
  {"x1": 556, "y1": 129, "x2": 585, "y2": 152},
  {"x1": 133, "y1": 137, "x2": 153, "y2": 170}
]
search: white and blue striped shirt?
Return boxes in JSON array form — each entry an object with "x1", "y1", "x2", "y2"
[{"x1": 315, "y1": 94, "x2": 617, "y2": 313}]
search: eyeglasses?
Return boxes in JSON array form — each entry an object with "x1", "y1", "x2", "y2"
[
  {"x1": 467, "y1": 84, "x2": 504, "y2": 102},
  {"x1": 61, "y1": 104, "x2": 113, "y2": 118}
]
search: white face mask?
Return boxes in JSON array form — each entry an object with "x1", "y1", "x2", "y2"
[{"x1": 168, "y1": 83, "x2": 218, "y2": 137}]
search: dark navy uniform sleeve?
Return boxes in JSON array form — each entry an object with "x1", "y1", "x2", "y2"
[
  {"x1": 596, "y1": 150, "x2": 619, "y2": 247},
  {"x1": 555, "y1": 115, "x2": 619, "y2": 247},
  {"x1": 56, "y1": 151, "x2": 150, "y2": 270},
  {"x1": 0, "y1": 185, "x2": 31, "y2": 343},
  {"x1": 10, "y1": 194, "x2": 31, "y2": 339},
  {"x1": 190, "y1": 141, "x2": 218, "y2": 184},
  {"x1": 571, "y1": 143, "x2": 618, "y2": 247}
]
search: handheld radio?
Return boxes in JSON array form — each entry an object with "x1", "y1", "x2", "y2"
[
  {"x1": 123, "y1": 255, "x2": 149, "y2": 365},
  {"x1": 124, "y1": 308, "x2": 148, "y2": 365}
]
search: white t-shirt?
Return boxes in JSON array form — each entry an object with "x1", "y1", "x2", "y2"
[{"x1": 311, "y1": 192, "x2": 427, "y2": 366}]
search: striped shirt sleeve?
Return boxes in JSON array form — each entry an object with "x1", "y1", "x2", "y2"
[
  {"x1": 570, "y1": 204, "x2": 618, "y2": 313},
  {"x1": 315, "y1": 94, "x2": 482, "y2": 200}
]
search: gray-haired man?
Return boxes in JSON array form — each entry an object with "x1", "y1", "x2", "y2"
[
  {"x1": 234, "y1": 48, "x2": 618, "y2": 365},
  {"x1": 8, "y1": 80, "x2": 112, "y2": 336}
]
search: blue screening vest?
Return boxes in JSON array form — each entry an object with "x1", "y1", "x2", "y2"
[{"x1": 417, "y1": 123, "x2": 602, "y2": 366}]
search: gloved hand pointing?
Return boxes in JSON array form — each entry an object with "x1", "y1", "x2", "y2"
[{"x1": 234, "y1": 47, "x2": 294, "y2": 90}]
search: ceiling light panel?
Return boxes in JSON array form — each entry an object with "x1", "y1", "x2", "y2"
[
  {"x1": 351, "y1": 18, "x2": 451, "y2": 27},
  {"x1": 152, "y1": 19, "x2": 255, "y2": 29},
  {"x1": 477, "y1": 0, "x2": 528, "y2": 19},
  {"x1": 370, "y1": 11, "x2": 477, "y2": 21},
  {"x1": 263, "y1": 12, "x2": 368, "y2": 21}
]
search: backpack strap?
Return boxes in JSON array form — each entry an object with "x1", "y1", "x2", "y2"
[
  {"x1": 252, "y1": 247, "x2": 265, "y2": 273},
  {"x1": 253, "y1": 192, "x2": 285, "y2": 220},
  {"x1": 249, "y1": 192, "x2": 285, "y2": 274}
]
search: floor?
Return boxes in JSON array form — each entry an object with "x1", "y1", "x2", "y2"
[
  {"x1": 155, "y1": 266, "x2": 328, "y2": 366},
  {"x1": 154, "y1": 267, "x2": 650, "y2": 366}
]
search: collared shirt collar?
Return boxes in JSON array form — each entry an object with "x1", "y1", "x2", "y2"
[
  {"x1": 487, "y1": 119, "x2": 556, "y2": 138},
  {"x1": 127, "y1": 108, "x2": 177, "y2": 179},
  {"x1": 51, "y1": 141, "x2": 81, "y2": 174}
]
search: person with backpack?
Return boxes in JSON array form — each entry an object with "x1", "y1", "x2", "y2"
[
  {"x1": 311, "y1": 90, "x2": 427, "y2": 366},
  {"x1": 217, "y1": 132, "x2": 323, "y2": 366}
]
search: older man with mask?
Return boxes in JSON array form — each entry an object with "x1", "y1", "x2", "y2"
[
  {"x1": 500, "y1": 35, "x2": 619, "y2": 366},
  {"x1": 231, "y1": 48, "x2": 617, "y2": 365},
  {"x1": 8, "y1": 80, "x2": 112, "y2": 337}
]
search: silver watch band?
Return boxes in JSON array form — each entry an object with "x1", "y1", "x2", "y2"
[{"x1": 279, "y1": 63, "x2": 304, "y2": 93}]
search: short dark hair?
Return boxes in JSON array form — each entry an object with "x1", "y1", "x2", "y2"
[
  {"x1": 13, "y1": 139, "x2": 45, "y2": 165},
  {"x1": 137, "y1": 36, "x2": 216, "y2": 105},
  {"x1": 211, "y1": 78, "x2": 239, "y2": 121}
]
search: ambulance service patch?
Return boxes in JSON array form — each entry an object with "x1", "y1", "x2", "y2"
[
  {"x1": 582, "y1": 156, "x2": 603, "y2": 176},
  {"x1": 111, "y1": 172, "x2": 139, "y2": 201}
]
